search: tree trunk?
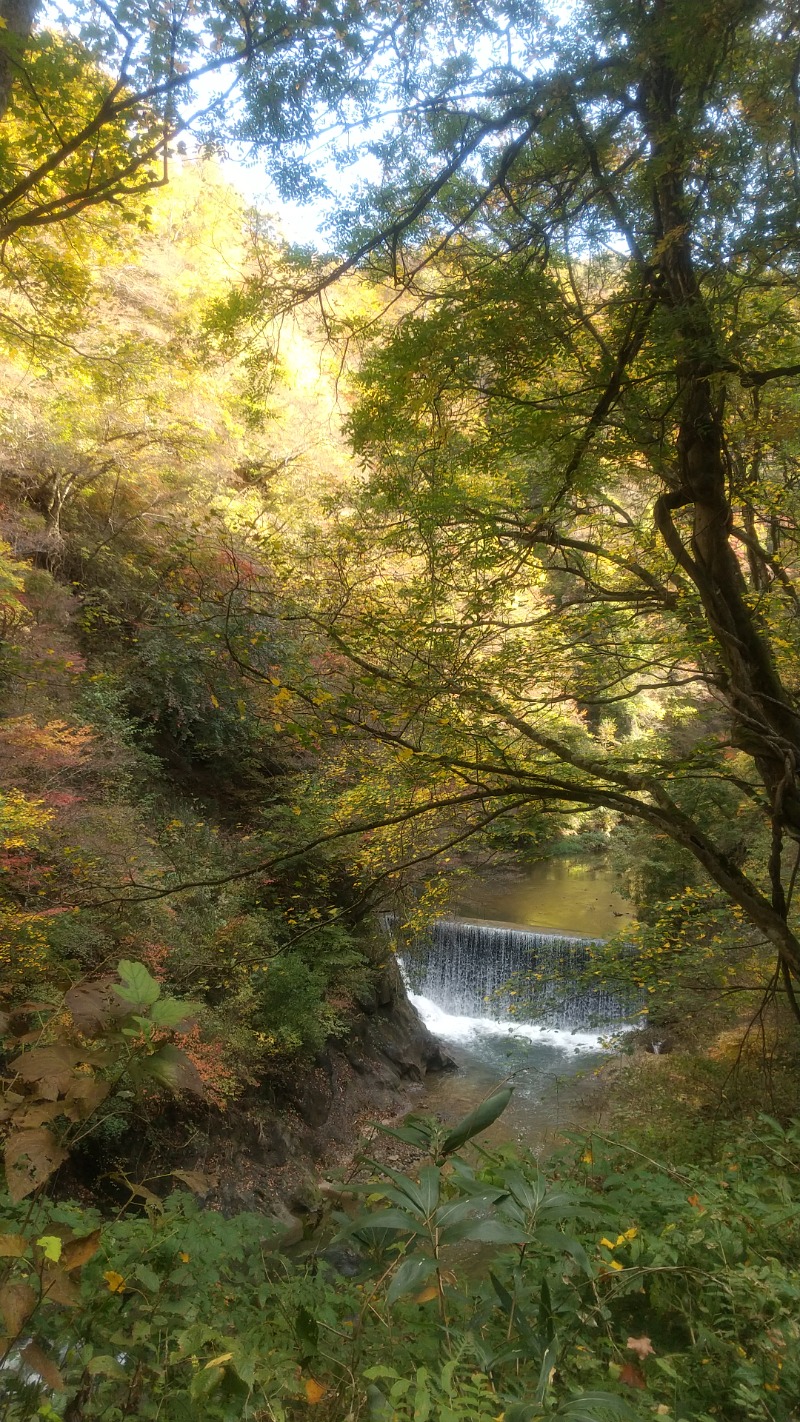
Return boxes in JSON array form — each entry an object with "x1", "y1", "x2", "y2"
[{"x1": 0, "y1": 0, "x2": 39, "y2": 122}]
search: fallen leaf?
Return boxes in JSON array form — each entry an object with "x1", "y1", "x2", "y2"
[
  {"x1": 21, "y1": 1341, "x2": 66, "y2": 1392},
  {"x1": 627, "y1": 1335, "x2": 655, "y2": 1360},
  {"x1": 305, "y1": 1377, "x2": 327, "y2": 1404},
  {"x1": 619, "y1": 1362, "x2": 646, "y2": 1389}
]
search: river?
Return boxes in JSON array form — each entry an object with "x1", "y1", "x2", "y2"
[{"x1": 406, "y1": 857, "x2": 634, "y2": 1151}]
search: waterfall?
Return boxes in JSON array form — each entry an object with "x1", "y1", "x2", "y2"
[{"x1": 402, "y1": 918, "x2": 633, "y2": 1032}]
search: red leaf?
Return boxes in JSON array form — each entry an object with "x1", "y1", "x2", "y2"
[{"x1": 619, "y1": 1362, "x2": 647, "y2": 1389}]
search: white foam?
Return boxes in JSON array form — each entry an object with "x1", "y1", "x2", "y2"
[{"x1": 408, "y1": 990, "x2": 606, "y2": 1053}]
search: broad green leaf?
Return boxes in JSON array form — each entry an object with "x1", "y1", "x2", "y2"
[
  {"x1": 535, "y1": 1226, "x2": 593, "y2": 1276},
  {"x1": 417, "y1": 1166, "x2": 440, "y2": 1216},
  {"x1": 439, "y1": 1217, "x2": 529, "y2": 1246},
  {"x1": 556, "y1": 1392, "x2": 641, "y2": 1421},
  {"x1": 142, "y1": 1043, "x2": 204, "y2": 1095},
  {"x1": 440, "y1": 1087, "x2": 513, "y2": 1157},
  {"x1": 350, "y1": 1207, "x2": 422, "y2": 1234},
  {"x1": 386, "y1": 1255, "x2": 437, "y2": 1303},
  {"x1": 115, "y1": 960, "x2": 161, "y2": 1010},
  {"x1": 150, "y1": 997, "x2": 199, "y2": 1028},
  {"x1": 86, "y1": 1355, "x2": 126, "y2": 1379}
]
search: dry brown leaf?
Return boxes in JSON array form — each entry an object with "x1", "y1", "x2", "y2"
[
  {"x1": 15, "y1": 1101, "x2": 64, "y2": 1128},
  {"x1": 171, "y1": 1168, "x2": 217, "y2": 1195},
  {"x1": 64, "y1": 978, "x2": 115, "y2": 1032},
  {"x1": 62, "y1": 1229, "x2": 101, "y2": 1271},
  {"x1": 65, "y1": 1077, "x2": 110, "y2": 1119},
  {"x1": 626, "y1": 1335, "x2": 655, "y2": 1360},
  {"x1": 21, "y1": 1341, "x2": 66, "y2": 1392},
  {"x1": 0, "y1": 1234, "x2": 28, "y2": 1258},
  {"x1": 42, "y1": 1266, "x2": 80, "y2": 1306},
  {"x1": 10, "y1": 1045, "x2": 82, "y2": 1079},
  {"x1": 619, "y1": 1361, "x2": 647, "y2": 1389},
  {"x1": 5, "y1": 1128, "x2": 67, "y2": 1201},
  {"x1": 0, "y1": 1280, "x2": 37, "y2": 1335}
]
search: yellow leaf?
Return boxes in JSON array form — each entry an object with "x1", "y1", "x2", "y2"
[
  {"x1": 609, "y1": 1259, "x2": 624, "y2": 1271},
  {"x1": 304, "y1": 1377, "x2": 327, "y2": 1404},
  {"x1": 204, "y1": 1352, "x2": 233, "y2": 1370},
  {"x1": 103, "y1": 1270, "x2": 126, "y2": 1293},
  {"x1": 180, "y1": 1251, "x2": 190, "y2": 1262},
  {"x1": 210, "y1": 695, "x2": 220, "y2": 708},
  {"x1": 600, "y1": 1237, "x2": 616, "y2": 1250},
  {"x1": 413, "y1": 1285, "x2": 439, "y2": 1303},
  {"x1": 36, "y1": 1236, "x2": 62, "y2": 1263},
  {"x1": 623, "y1": 1227, "x2": 638, "y2": 1240}
]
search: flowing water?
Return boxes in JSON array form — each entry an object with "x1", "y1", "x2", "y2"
[{"x1": 401, "y1": 858, "x2": 635, "y2": 1150}]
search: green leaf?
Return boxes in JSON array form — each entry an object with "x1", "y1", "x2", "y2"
[
  {"x1": 142, "y1": 1043, "x2": 204, "y2": 1095},
  {"x1": 375, "y1": 1118, "x2": 434, "y2": 1149},
  {"x1": 386, "y1": 1256, "x2": 437, "y2": 1303},
  {"x1": 115, "y1": 960, "x2": 161, "y2": 1010},
  {"x1": 135, "y1": 1263, "x2": 162, "y2": 1292},
  {"x1": 439, "y1": 1218, "x2": 529, "y2": 1246},
  {"x1": 417, "y1": 1166, "x2": 441, "y2": 1216},
  {"x1": 351, "y1": 1208, "x2": 423, "y2": 1234},
  {"x1": 366, "y1": 1384, "x2": 395, "y2": 1420},
  {"x1": 86, "y1": 1355, "x2": 126, "y2": 1379},
  {"x1": 440, "y1": 1087, "x2": 513, "y2": 1157},
  {"x1": 150, "y1": 998, "x2": 199, "y2": 1028},
  {"x1": 555, "y1": 1393, "x2": 641, "y2": 1421},
  {"x1": 535, "y1": 1226, "x2": 593, "y2": 1277}
]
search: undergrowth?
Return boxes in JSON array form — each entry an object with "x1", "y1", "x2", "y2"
[{"x1": 1, "y1": 1102, "x2": 798, "y2": 1422}]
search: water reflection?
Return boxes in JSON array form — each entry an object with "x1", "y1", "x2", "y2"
[{"x1": 453, "y1": 856, "x2": 632, "y2": 939}]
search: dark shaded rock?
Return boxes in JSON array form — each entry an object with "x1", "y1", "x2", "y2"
[
  {"x1": 166, "y1": 946, "x2": 455, "y2": 1219},
  {"x1": 319, "y1": 1243, "x2": 365, "y2": 1278}
]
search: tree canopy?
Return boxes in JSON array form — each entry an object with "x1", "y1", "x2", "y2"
[{"x1": 232, "y1": 0, "x2": 800, "y2": 1013}]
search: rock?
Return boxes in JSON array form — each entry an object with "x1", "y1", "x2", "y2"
[{"x1": 319, "y1": 1243, "x2": 365, "y2": 1278}]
